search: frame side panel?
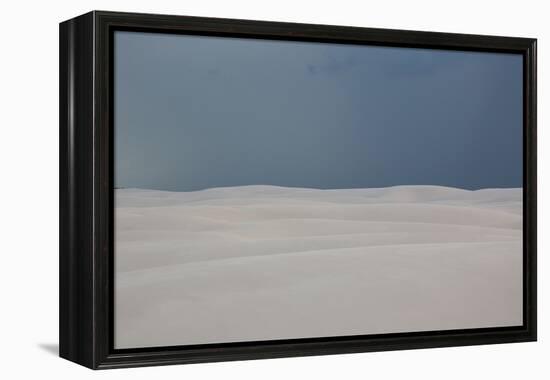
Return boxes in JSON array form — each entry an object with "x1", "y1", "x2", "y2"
[
  {"x1": 59, "y1": 12, "x2": 96, "y2": 369},
  {"x1": 59, "y1": 17, "x2": 72, "y2": 361}
]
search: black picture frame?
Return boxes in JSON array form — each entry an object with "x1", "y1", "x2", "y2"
[{"x1": 59, "y1": 10, "x2": 537, "y2": 369}]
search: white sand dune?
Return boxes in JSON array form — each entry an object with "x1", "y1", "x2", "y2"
[{"x1": 115, "y1": 185, "x2": 523, "y2": 348}]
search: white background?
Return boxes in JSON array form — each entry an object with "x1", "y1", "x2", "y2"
[{"x1": 0, "y1": 0, "x2": 547, "y2": 378}]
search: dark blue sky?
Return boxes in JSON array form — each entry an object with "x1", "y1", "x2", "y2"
[{"x1": 114, "y1": 31, "x2": 523, "y2": 191}]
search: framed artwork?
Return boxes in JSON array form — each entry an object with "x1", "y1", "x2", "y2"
[{"x1": 59, "y1": 11, "x2": 537, "y2": 369}]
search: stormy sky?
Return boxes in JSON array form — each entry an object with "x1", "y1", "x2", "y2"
[{"x1": 114, "y1": 31, "x2": 523, "y2": 191}]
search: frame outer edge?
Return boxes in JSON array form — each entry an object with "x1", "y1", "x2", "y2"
[{"x1": 527, "y1": 38, "x2": 537, "y2": 340}]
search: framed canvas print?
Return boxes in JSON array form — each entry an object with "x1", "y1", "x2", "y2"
[{"x1": 59, "y1": 11, "x2": 537, "y2": 369}]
